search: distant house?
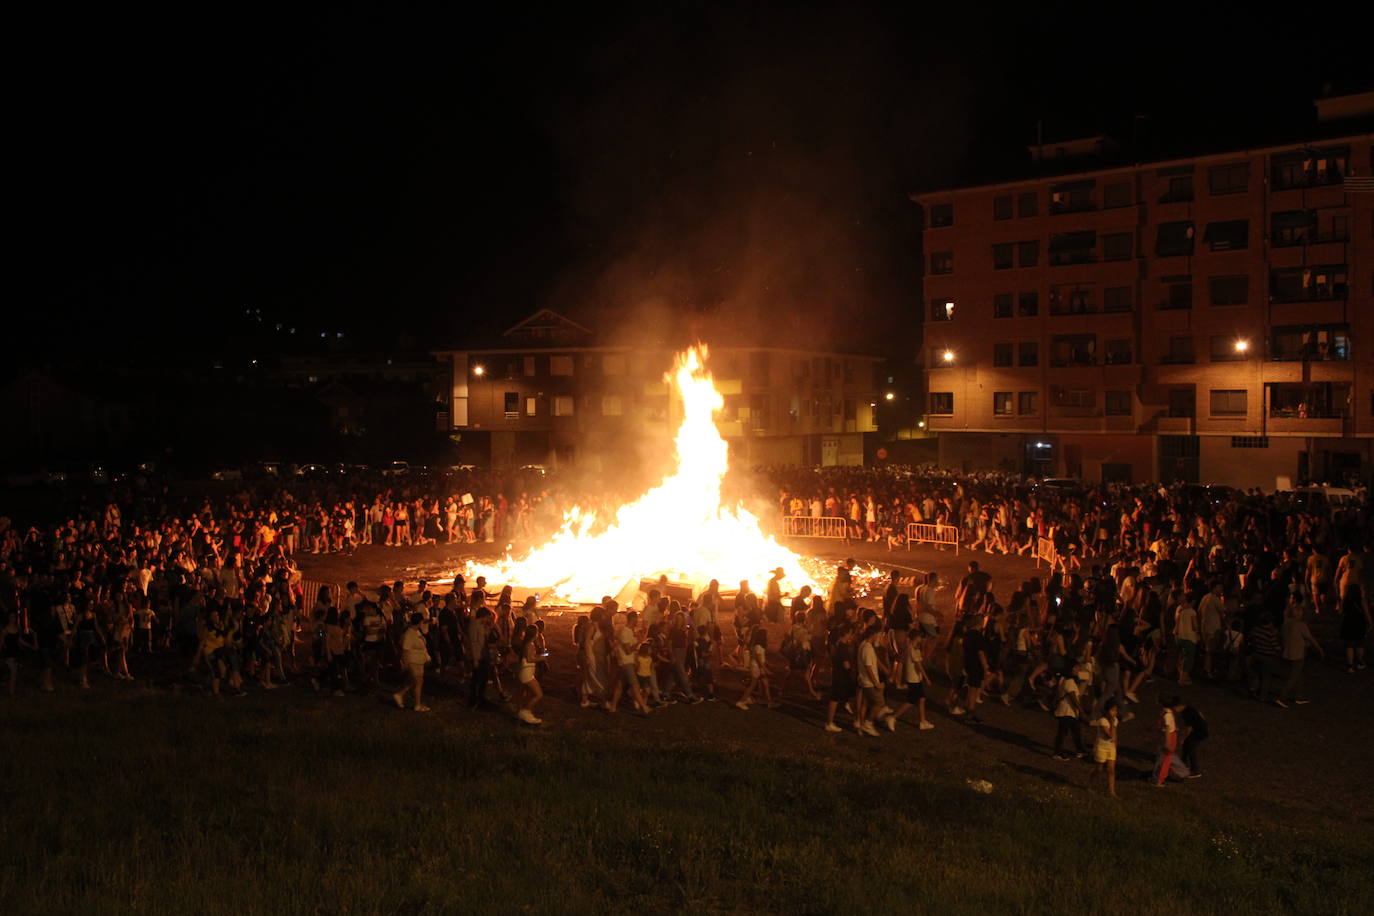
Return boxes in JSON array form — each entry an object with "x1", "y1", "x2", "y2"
[
  {"x1": 0, "y1": 368, "x2": 144, "y2": 459},
  {"x1": 432, "y1": 308, "x2": 882, "y2": 470}
]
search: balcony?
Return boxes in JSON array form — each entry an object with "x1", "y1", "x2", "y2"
[
  {"x1": 1160, "y1": 354, "x2": 1196, "y2": 365},
  {"x1": 1157, "y1": 190, "x2": 1195, "y2": 204},
  {"x1": 1049, "y1": 357, "x2": 1096, "y2": 369},
  {"x1": 1048, "y1": 250, "x2": 1096, "y2": 267},
  {"x1": 1272, "y1": 229, "x2": 1351, "y2": 248},
  {"x1": 1269, "y1": 286, "x2": 1347, "y2": 305}
]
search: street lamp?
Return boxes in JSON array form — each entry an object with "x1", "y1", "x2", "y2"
[
  {"x1": 1233, "y1": 339, "x2": 1249, "y2": 354},
  {"x1": 885, "y1": 391, "x2": 896, "y2": 401},
  {"x1": 941, "y1": 350, "x2": 954, "y2": 364},
  {"x1": 472, "y1": 364, "x2": 486, "y2": 376}
]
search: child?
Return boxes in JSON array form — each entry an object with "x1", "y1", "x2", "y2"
[
  {"x1": 1151, "y1": 693, "x2": 1180, "y2": 785},
  {"x1": 736, "y1": 627, "x2": 773, "y2": 710},
  {"x1": 1089, "y1": 698, "x2": 1120, "y2": 797},
  {"x1": 693, "y1": 622, "x2": 718, "y2": 701},
  {"x1": 635, "y1": 642, "x2": 657, "y2": 705},
  {"x1": 890, "y1": 624, "x2": 935, "y2": 730}
]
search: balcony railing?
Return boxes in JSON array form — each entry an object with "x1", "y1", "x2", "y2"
[
  {"x1": 1269, "y1": 286, "x2": 1347, "y2": 304},
  {"x1": 1158, "y1": 190, "x2": 1195, "y2": 204},
  {"x1": 1160, "y1": 354, "x2": 1196, "y2": 365},
  {"x1": 1269, "y1": 407, "x2": 1348, "y2": 419},
  {"x1": 1269, "y1": 348, "x2": 1351, "y2": 362},
  {"x1": 1157, "y1": 299, "x2": 1193, "y2": 311},
  {"x1": 1049, "y1": 251, "x2": 1096, "y2": 266},
  {"x1": 1272, "y1": 229, "x2": 1351, "y2": 248},
  {"x1": 1049, "y1": 357, "x2": 1096, "y2": 368}
]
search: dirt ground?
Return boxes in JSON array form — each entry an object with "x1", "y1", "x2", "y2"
[{"x1": 297, "y1": 537, "x2": 1374, "y2": 832}]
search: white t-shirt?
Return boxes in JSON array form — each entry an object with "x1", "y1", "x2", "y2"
[
  {"x1": 1175, "y1": 604, "x2": 1198, "y2": 642},
  {"x1": 1054, "y1": 678, "x2": 1080, "y2": 718},
  {"x1": 857, "y1": 640, "x2": 880, "y2": 689},
  {"x1": 903, "y1": 644, "x2": 925, "y2": 684},
  {"x1": 615, "y1": 625, "x2": 638, "y2": 666}
]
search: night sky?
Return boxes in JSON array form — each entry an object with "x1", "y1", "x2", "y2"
[{"x1": 15, "y1": 3, "x2": 1371, "y2": 361}]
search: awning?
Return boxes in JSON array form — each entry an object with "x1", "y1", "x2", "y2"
[{"x1": 1203, "y1": 219, "x2": 1248, "y2": 248}]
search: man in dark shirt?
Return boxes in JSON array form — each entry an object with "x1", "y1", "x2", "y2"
[
  {"x1": 1172, "y1": 700, "x2": 1208, "y2": 778},
  {"x1": 1247, "y1": 614, "x2": 1283, "y2": 701}
]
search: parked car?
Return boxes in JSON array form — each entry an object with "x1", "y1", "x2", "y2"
[
  {"x1": 210, "y1": 467, "x2": 243, "y2": 481},
  {"x1": 519, "y1": 464, "x2": 548, "y2": 477},
  {"x1": 294, "y1": 463, "x2": 330, "y2": 477},
  {"x1": 382, "y1": 461, "x2": 411, "y2": 477}
]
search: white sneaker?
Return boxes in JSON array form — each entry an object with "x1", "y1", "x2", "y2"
[
  {"x1": 735, "y1": 700, "x2": 751, "y2": 710},
  {"x1": 824, "y1": 723, "x2": 842, "y2": 733},
  {"x1": 884, "y1": 714, "x2": 897, "y2": 732},
  {"x1": 919, "y1": 721, "x2": 935, "y2": 730},
  {"x1": 862, "y1": 722, "x2": 881, "y2": 737}
]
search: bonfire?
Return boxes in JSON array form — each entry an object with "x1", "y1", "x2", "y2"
[{"x1": 466, "y1": 346, "x2": 827, "y2": 604}]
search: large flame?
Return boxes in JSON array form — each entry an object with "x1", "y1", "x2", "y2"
[{"x1": 467, "y1": 346, "x2": 814, "y2": 603}]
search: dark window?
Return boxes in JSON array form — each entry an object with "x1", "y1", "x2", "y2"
[
  {"x1": 1017, "y1": 191, "x2": 1038, "y2": 218},
  {"x1": 1102, "y1": 232, "x2": 1133, "y2": 261},
  {"x1": 1209, "y1": 336, "x2": 1247, "y2": 362},
  {"x1": 1049, "y1": 285, "x2": 1094, "y2": 315},
  {"x1": 1018, "y1": 291, "x2": 1039, "y2": 316},
  {"x1": 1167, "y1": 388, "x2": 1195, "y2": 418},
  {"x1": 992, "y1": 243, "x2": 1014, "y2": 269},
  {"x1": 1269, "y1": 264, "x2": 1348, "y2": 303},
  {"x1": 1209, "y1": 275, "x2": 1248, "y2": 306},
  {"x1": 993, "y1": 392, "x2": 1014, "y2": 415},
  {"x1": 1208, "y1": 163, "x2": 1248, "y2": 195},
  {"x1": 1018, "y1": 240, "x2": 1039, "y2": 267},
  {"x1": 1271, "y1": 210, "x2": 1313, "y2": 247},
  {"x1": 1050, "y1": 334, "x2": 1096, "y2": 367},
  {"x1": 1271, "y1": 325, "x2": 1351, "y2": 361},
  {"x1": 1231, "y1": 436, "x2": 1269, "y2": 448},
  {"x1": 1209, "y1": 389, "x2": 1248, "y2": 416},
  {"x1": 1051, "y1": 386, "x2": 1095, "y2": 408},
  {"x1": 1049, "y1": 230, "x2": 1097, "y2": 265},
  {"x1": 1160, "y1": 174, "x2": 1194, "y2": 203},
  {"x1": 930, "y1": 298, "x2": 955, "y2": 321},
  {"x1": 1162, "y1": 336, "x2": 1194, "y2": 365},
  {"x1": 929, "y1": 392, "x2": 954, "y2": 415},
  {"x1": 1018, "y1": 341, "x2": 1039, "y2": 366},
  {"x1": 1156, "y1": 221, "x2": 1195, "y2": 257},
  {"x1": 994, "y1": 293, "x2": 1013, "y2": 318},
  {"x1": 1050, "y1": 180, "x2": 1095, "y2": 213},
  {"x1": 1105, "y1": 390, "x2": 1132, "y2": 415},
  {"x1": 1162, "y1": 276, "x2": 1193, "y2": 310},
  {"x1": 1018, "y1": 391, "x2": 1038, "y2": 415},
  {"x1": 994, "y1": 195, "x2": 1014, "y2": 220},
  {"x1": 1103, "y1": 182, "x2": 1133, "y2": 208},
  {"x1": 1204, "y1": 219, "x2": 1249, "y2": 251},
  {"x1": 1104, "y1": 286, "x2": 1132, "y2": 313},
  {"x1": 993, "y1": 343, "x2": 1013, "y2": 367},
  {"x1": 930, "y1": 251, "x2": 954, "y2": 274},
  {"x1": 1105, "y1": 339, "x2": 1133, "y2": 365},
  {"x1": 929, "y1": 203, "x2": 953, "y2": 227},
  {"x1": 503, "y1": 391, "x2": 520, "y2": 419}
]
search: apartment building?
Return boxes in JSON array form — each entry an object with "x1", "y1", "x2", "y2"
[
  {"x1": 433, "y1": 309, "x2": 880, "y2": 469},
  {"x1": 910, "y1": 94, "x2": 1374, "y2": 489}
]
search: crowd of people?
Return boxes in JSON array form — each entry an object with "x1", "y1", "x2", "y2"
[{"x1": 2, "y1": 465, "x2": 1371, "y2": 795}]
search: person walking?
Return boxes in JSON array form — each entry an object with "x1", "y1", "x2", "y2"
[
  {"x1": 392, "y1": 613, "x2": 431, "y2": 712},
  {"x1": 890, "y1": 623, "x2": 935, "y2": 730},
  {"x1": 1051, "y1": 667, "x2": 1088, "y2": 761},
  {"x1": 1339, "y1": 583, "x2": 1370, "y2": 674},
  {"x1": 1173, "y1": 699, "x2": 1208, "y2": 780},
  {"x1": 1278, "y1": 596, "x2": 1322, "y2": 707},
  {"x1": 1088, "y1": 698, "x2": 1120, "y2": 797}
]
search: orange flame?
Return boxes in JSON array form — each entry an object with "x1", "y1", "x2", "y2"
[{"x1": 467, "y1": 346, "x2": 813, "y2": 603}]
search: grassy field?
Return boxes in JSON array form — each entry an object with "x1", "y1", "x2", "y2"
[{"x1": 2, "y1": 683, "x2": 1371, "y2": 916}]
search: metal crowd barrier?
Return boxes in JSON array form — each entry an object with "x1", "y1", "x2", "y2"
[
  {"x1": 1034, "y1": 537, "x2": 1058, "y2": 568},
  {"x1": 782, "y1": 515, "x2": 850, "y2": 539},
  {"x1": 905, "y1": 523, "x2": 960, "y2": 554}
]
